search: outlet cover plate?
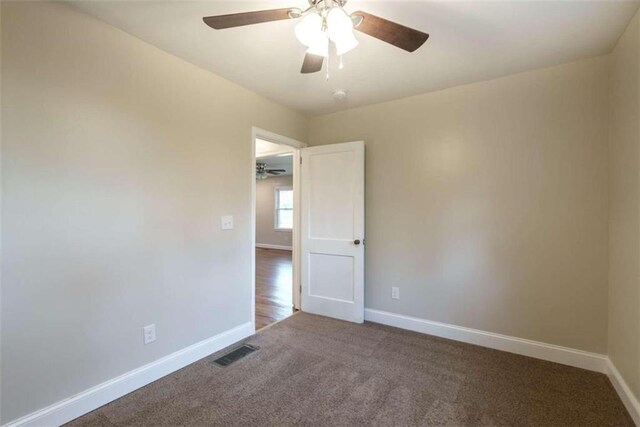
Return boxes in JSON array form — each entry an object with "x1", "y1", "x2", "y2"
[{"x1": 143, "y1": 324, "x2": 156, "y2": 345}]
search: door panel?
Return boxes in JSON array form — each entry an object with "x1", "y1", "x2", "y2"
[
  {"x1": 308, "y1": 151, "x2": 355, "y2": 239},
  {"x1": 301, "y1": 141, "x2": 364, "y2": 323},
  {"x1": 308, "y1": 253, "x2": 354, "y2": 302}
]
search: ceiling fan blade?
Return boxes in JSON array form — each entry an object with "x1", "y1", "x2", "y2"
[
  {"x1": 203, "y1": 8, "x2": 295, "y2": 30},
  {"x1": 267, "y1": 169, "x2": 287, "y2": 173},
  {"x1": 301, "y1": 53, "x2": 324, "y2": 74},
  {"x1": 351, "y1": 11, "x2": 429, "y2": 52}
]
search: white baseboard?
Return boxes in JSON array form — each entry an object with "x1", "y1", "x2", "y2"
[
  {"x1": 4, "y1": 322, "x2": 254, "y2": 427},
  {"x1": 364, "y1": 308, "x2": 607, "y2": 373},
  {"x1": 606, "y1": 358, "x2": 640, "y2": 426},
  {"x1": 7, "y1": 312, "x2": 635, "y2": 427},
  {"x1": 256, "y1": 243, "x2": 292, "y2": 251}
]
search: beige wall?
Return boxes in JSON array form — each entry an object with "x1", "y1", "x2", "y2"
[
  {"x1": 609, "y1": 8, "x2": 640, "y2": 402},
  {"x1": 309, "y1": 56, "x2": 610, "y2": 354},
  {"x1": 256, "y1": 175, "x2": 293, "y2": 248},
  {"x1": 0, "y1": 2, "x2": 307, "y2": 423}
]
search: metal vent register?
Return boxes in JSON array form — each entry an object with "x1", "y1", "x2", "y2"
[{"x1": 212, "y1": 344, "x2": 258, "y2": 367}]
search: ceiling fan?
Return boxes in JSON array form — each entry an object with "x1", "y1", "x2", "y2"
[
  {"x1": 203, "y1": 0, "x2": 429, "y2": 74},
  {"x1": 256, "y1": 163, "x2": 287, "y2": 180}
]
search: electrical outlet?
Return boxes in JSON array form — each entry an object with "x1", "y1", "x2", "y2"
[
  {"x1": 143, "y1": 324, "x2": 156, "y2": 345},
  {"x1": 221, "y1": 215, "x2": 234, "y2": 230},
  {"x1": 391, "y1": 287, "x2": 400, "y2": 300}
]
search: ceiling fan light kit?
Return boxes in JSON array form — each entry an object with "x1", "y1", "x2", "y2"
[
  {"x1": 326, "y1": 7, "x2": 359, "y2": 56},
  {"x1": 203, "y1": 0, "x2": 429, "y2": 76},
  {"x1": 293, "y1": 3, "x2": 359, "y2": 61}
]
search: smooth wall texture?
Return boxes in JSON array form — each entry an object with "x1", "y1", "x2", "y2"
[
  {"x1": 309, "y1": 57, "x2": 610, "y2": 354},
  {"x1": 256, "y1": 175, "x2": 293, "y2": 248},
  {"x1": 0, "y1": 2, "x2": 306, "y2": 423},
  {"x1": 609, "y1": 7, "x2": 640, "y2": 402}
]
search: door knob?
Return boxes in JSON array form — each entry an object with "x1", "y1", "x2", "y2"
[{"x1": 354, "y1": 239, "x2": 361, "y2": 245}]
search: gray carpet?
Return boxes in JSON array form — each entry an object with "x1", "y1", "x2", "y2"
[{"x1": 67, "y1": 313, "x2": 634, "y2": 426}]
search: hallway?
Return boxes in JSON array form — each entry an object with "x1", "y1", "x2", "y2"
[{"x1": 255, "y1": 248, "x2": 294, "y2": 330}]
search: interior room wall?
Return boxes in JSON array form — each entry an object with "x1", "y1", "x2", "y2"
[
  {"x1": 308, "y1": 56, "x2": 610, "y2": 354},
  {"x1": 256, "y1": 175, "x2": 293, "y2": 249},
  {"x1": 608, "y1": 7, "x2": 640, "y2": 404},
  {"x1": 0, "y1": 2, "x2": 307, "y2": 423}
]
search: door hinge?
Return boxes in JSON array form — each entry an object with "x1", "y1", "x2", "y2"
[
  {"x1": 300, "y1": 285, "x2": 302, "y2": 294},
  {"x1": 300, "y1": 156, "x2": 302, "y2": 165}
]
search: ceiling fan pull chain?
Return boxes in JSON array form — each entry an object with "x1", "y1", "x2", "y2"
[
  {"x1": 326, "y1": 52, "x2": 330, "y2": 81},
  {"x1": 339, "y1": 55, "x2": 344, "y2": 70}
]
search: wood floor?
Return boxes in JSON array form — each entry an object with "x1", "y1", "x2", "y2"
[{"x1": 255, "y1": 248, "x2": 294, "y2": 330}]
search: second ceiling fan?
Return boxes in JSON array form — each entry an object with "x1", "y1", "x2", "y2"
[
  {"x1": 256, "y1": 163, "x2": 287, "y2": 180},
  {"x1": 203, "y1": 0, "x2": 429, "y2": 74}
]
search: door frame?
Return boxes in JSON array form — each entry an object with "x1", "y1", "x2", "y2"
[{"x1": 251, "y1": 127, "x2": 306, "y2": 332}]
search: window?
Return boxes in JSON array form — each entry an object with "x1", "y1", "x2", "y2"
[{"x1": 275, "y1": 187, "x2": 293, "y2": 230}]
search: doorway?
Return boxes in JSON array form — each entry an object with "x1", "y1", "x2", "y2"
[{"x1": 251, "y1": 128, "x2": 304, "y2": 331}]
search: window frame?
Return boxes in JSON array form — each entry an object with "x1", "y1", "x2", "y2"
[{"x1": 274, "y1": 186, "x2": 293, "y2": 231}]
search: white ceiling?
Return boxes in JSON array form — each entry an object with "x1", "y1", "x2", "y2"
[
  {"x1": 256, "y1": 138, "x2": 293, "y2": 158},
  {"x1": 70, "y1": 0, "x2": 639, "y2": 115}
]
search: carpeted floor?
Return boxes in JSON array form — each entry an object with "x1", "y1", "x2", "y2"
[{"x1": 67, "y1": 313, "x2": 633, "y2": 426}]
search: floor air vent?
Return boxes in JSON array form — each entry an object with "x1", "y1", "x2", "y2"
[{"x1": 212, "y1": 344, "x2": 258, "y2": 367}]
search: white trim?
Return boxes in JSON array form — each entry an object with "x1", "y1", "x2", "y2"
[
  {"x1": 3, "y1": 322, "x2": 253, "y2": 427},
  {"x1": 256, "y1": 243, "x2": 293, "y2": 251},
  {"x1": 606, "y1": 358, "x2": 640, "y2": 426},
  {"x1": 291, "y1": 148, "x2": 302, "y2": 310},
  {"x1": 364, "y1": 309, "x2": 607, "y2": 373}
]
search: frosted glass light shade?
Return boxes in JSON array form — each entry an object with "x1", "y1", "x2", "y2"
[
  {"x1": 327, "y1": 7, "x2": 353, "y2": 42},
  {"x1": 335, "y1": 32, "x2": 358, "y2": 55},
  {"x1": 306, "y1": 33, "x2": 329, "y2": 57},
  {"x1": 295, "y1": 13, "x2": 323, "y2": 47},
  {"x1": 307, "y1": 36, "x2": 329, "y2": 58}
]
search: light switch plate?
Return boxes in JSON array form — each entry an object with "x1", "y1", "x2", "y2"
[{"x1": 221, "y1": 215, "x2": 234, "y2": 230}]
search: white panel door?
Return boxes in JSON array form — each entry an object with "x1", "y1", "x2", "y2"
[{"x1": 301, "y1": 141, "x2": 365, "y2": 323}]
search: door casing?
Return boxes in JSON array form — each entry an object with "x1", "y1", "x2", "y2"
[{"x1": 251, "y1": 127, "x2": 306, "y2": 332}]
